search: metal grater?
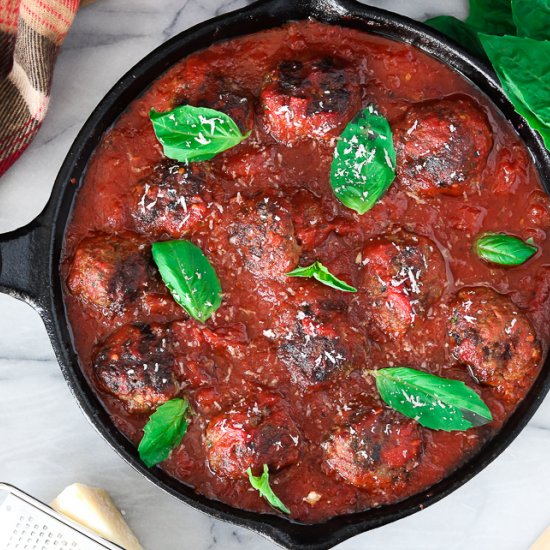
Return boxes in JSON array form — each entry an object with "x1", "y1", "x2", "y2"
[{"x1": 0, "y1": 483, "x2": 124, "y2": 550}]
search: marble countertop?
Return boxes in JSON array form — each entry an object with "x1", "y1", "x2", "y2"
[{"x1": 1, "y1": 1, "x2": 549, "y2": 548}]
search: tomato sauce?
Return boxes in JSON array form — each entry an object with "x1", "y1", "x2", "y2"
[{"x1": 62, "y1": 21, "x2": 550, "y2": 523}]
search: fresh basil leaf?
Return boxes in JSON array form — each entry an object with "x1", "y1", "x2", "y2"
[
  {"x1": 247, "y1": 465, "x2": 290, "y2": 514},
  {"x1": 474, "y1": 232, "x2": 537, "y2": 265},
  {"x1": 286, "y1": 261, "x2": 357, "y2": 292},
  {"x1": 467, "y1": 0, "x2": 515, "y2": 35},
  {"x1": 138, "y1": 398, "x2": 190, "y2": 467},
  {"x1": 425, "y1": 16, "x2": 488, "y2": 59},
  {"x1": 152, "y1": 240, "x2": 222, "y2": 322},
  {"x1": 479, "y1": 34, "x2": 550, "y2": 150},
  {"x1": 330, "y1": 105, "x2": 396, "y2": 215},
  {"x1": 373, "y1": 367, "x2": 493, "y2": 431},
  {"x1": 512, "y1": 0, "x2": 550, "y2": 39},
  {"x1": 150, "y1": 105, "x2": 250, "y2": 163}
]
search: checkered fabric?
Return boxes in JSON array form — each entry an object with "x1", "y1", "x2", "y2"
[{"x1": 0, "y1": 0, "x2": 81, "y2": 177}]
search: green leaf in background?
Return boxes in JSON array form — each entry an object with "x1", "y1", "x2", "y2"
[
  {"x1": 467, "y1": 0, "x2": 515, "y2": 35},
  {"x1": 330, "y1": 105, "x2": 396, "y2": 215},
  {"x1": 286, "y1": 261, "x2": 357, "y2": 292},
  {"x1": 478, "y1": 33, "x2": 550, "y2": 150},
  {"x1": 512, "y1": 0, "x2": 550, "y2": 39},
  {"x1": 474, "y1": 232, "x2": 537, "y2": 265},
  {"x1": 152, "y1": 240, "x2": 222, "y2": 322},
  {"x1": 247, "y1": 465, "x2": 290, "y2": 514},
  {"x1": 425, "y1": 16, "x2": 487, "y2": 59},
  {"x1": 373, "y1": 367, "x2": 493, "y2": 432},
  {"x1": 150, "y1": 105, "x2": 250, "y2": 163},
  {"x1": 138, "y1": 398, "x2": 190, "y2": 467}
]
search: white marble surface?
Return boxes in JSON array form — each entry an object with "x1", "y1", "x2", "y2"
[{"x1": 2, "y1": 1, "x2": 550, "y2": 549}]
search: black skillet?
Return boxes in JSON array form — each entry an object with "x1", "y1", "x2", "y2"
[{"x1": 1, "y1": 0, "x2": 550, "y2": 548}]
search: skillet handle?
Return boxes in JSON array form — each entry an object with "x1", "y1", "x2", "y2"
[{"x1": 0, "y1": 214, "x2": 51, "y2": 310}]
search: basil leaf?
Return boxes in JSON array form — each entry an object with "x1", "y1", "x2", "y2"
[
  {"x1": 425, "y1": 16, "x2": 488, "y2": 59},
  {"x1": 150, "y1": 105, "x2": 250, "y2": 163},
  {"x1": 152, "y1": 240, "x2": 222, "y2": 322},
  {"x1": 474, "y1": 232, "x2": 537, "y2": 265},
  {"x1": 512, "y1": 0, "x2": 550, "y2": 39},
  {"x1": 479, "y1": 34, "x2": 550, "y2": 150},
  {"x1": 373, "y1": 367, "x2": 493, "y2": 432},
  {"x1": 467, "y1": 0, "x2": 515, "y2": 35},
  {"x1": 286, "y1": 261, "x2": 357, "y2": 292},
  {"x1": 330, "y1": 105, "x2": 396, "y2": 215},
  {"x1": 247, "y1": 465, "x2": 290, "y2": 514},
  {"x1": 138, "y1": 398, "x2": 190, "y2": 467}
]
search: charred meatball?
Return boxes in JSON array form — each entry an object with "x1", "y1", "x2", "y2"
[
  {"x1": 448, "y1": 287, "x2": 541, "y2": 403},
  {"x1": 357, "y1": 232, "x2": 446, "y2": 340},
  {"x1": 131, "y1": 161, "x2": 212, "y2": 239},
  {"x1": 260, "y1": 57, "x2": 360, "y2": 145},
  {"x1": 323, "y1": 408, "x2": 423, "y2": 491},
  {"x1": 67, "y1": 233, "x2": 150, "y2": 315},
  {"x1": 93, "y1": 323, "x2": 181, "y2": 414},
  {"x1": 276, "y1": 295, "x2": 368, "y2": 387},
  {"x1": 394, "y1": 96, "x2": 493, "y2": 197},
  {"x1": 226, "y1": 195, "x2": 301, "y2": 281},
  {"x1": 205, "y1": 394, "x2": 301, "y2": 479}
]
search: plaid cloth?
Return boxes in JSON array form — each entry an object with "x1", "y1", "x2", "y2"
[{"x1": 0, "y1": 0, "x2": 81, "y2": 177}]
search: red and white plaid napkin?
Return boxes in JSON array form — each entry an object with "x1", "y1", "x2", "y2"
[{"x1": 0, "y1": 0, "x2": 83, "y2": 177}]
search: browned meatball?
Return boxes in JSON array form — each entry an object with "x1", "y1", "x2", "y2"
[
  {"x1": 66, "y1": 233, "x2": 150, "y2": 315},
  {"x1": 225, "y1": 195, "x2": 301, "y2": 281},
  {"x1": 394, "y1": 96, "x2": 493, "y2": 197},
  {"x1": 93, "y1": 323, "x2": 181, "y2": 414},
  {"x1": 323, "y1": 408, "x2": 423, "y2": 491},
  {"x1": 131, "y1": 161, "x2": 213, "y2": 239},
  {"x1": 448, "y1": 287, "x2": 541, "y2": 403},
  {"x1": 260, "y1": 58, "x2": 360, "y2": 145},
  {"x1": 275, "y1": 293, "x2": 368, "y2": 387},
  {"x1": 205, "y1": 393, "x2": 301, "y2": 479},
  {"x1": 356, "y1": 232, "x2": 447, "y2": 340}
]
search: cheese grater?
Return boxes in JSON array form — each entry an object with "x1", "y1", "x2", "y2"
[{"x1": 0, "y1": 483, "x2": 124, "y2": 550}]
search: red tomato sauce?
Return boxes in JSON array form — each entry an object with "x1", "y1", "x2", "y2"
[{"x1": 62, "y1": 21, "x2": 550, "y2": 523}]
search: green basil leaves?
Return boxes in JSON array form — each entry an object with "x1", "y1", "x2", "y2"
[
  {"x1": 467, "y1": 0, "x2": 515, "y2": 35},
  {"x1": 474, "y1": 232, "x2": 537, "y2": 265},
  {"x1": 425, "y1": 16, "x2": 487, "y2": 59},
  {"x1": 247, "y1": 465, "x2": 290, "y2": 514},
  {"x1": 512, "y1": 0, "x2": 550, "y2": 39},
  {"x1": 152, "y1": 240, "x2": 222, "y2": 322},
  {"x1": 286, "y1": 261, "x2": 357, "y2": 293},
  {"x1": 372, "y1": 367, "x2": 493, "y2": 431},
  {"x1": 330, "y1": 105, "x2": 396, "y2": 214},
  {"x1": 150, "y1": 105, "x2": 250, "y2": 163},
  {"x1": 138, "y1": 398, "x2": 191, "y2": 467}
]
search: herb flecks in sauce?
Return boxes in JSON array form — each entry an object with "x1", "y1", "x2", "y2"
[
  {"x1": 150, "y1": 105, "x2": 250, "y2": 162},
  {"x1": 287, "y1": 261, "x2": 357, "y2": 292},
  {"x1": 330, "y1": 104, "x2": 396, "y2": 214}
]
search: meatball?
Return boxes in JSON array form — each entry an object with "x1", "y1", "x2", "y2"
[
  {"x1": 205, "y1": 394, "x2": 301, "y2": 479},
  {"x1": 448, "y1": 287, "x2": 541, "y2": 403},
  {"x1": 225, "y1": 195, "x2": 301, "y2": 281},
  {"x1": 357, "y1": 232, "x2": 446, "y2": 340},
  {"x1": 276, "y1": 296, "x2": 368, "y2": 387},
  {"x1": 131, "y1": 161, "x2": 212, "y2": 239},
  {"x1": 93, "y1": 323, "x2": 181, "y2": 414},
  {"x1": 323, "y1": 408, "x2": 423, "y2": 491},
  {"x1": 394, "y1": 96, "x2": 493, "y2": 197},
  {"x1": 260, "y1": 57, "x2": 360, "y2": 145},
  {"x1": 67, "y1": 233, "x2": 150, "y2": 315}
]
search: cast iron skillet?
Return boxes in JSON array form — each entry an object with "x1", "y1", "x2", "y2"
[{"x1": 1, "y1": 0, "x2": 550, "y2": 548}]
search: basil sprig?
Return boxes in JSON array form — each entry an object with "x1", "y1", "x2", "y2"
[
  {"x1": 150, "y1": 105, "x2": 250, "y2": 163},
  {"x1": 512, "y1": 0, "x2": 550, "y2": 39},
  {"x1": 425, "y1": 16, "x2": 487, "y2": 59},
  {"x1": 330, "y1": 105, "x2": 396, "y2": 214},
  {"x1": 372, "y1": 367, "x2": 493, "y2": 431},
  {"x1": 474, "y1": 232, "x2": 537, "y2": 265},
  {"x1": 138, "y1": 398, "x2": 190, "y2": 467},
  {"x1": 286, "y1": 261, "x2": 357, "y2": 293},
  {"x1": 467, "y1": 0, "x2": 515, "y2": 35},
  {"x1": 247, "y1": 465, "x2": 290, "y2": 514},
  {"x1": 152, "y1": 240, "x2": 222, "y2": 322}
]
